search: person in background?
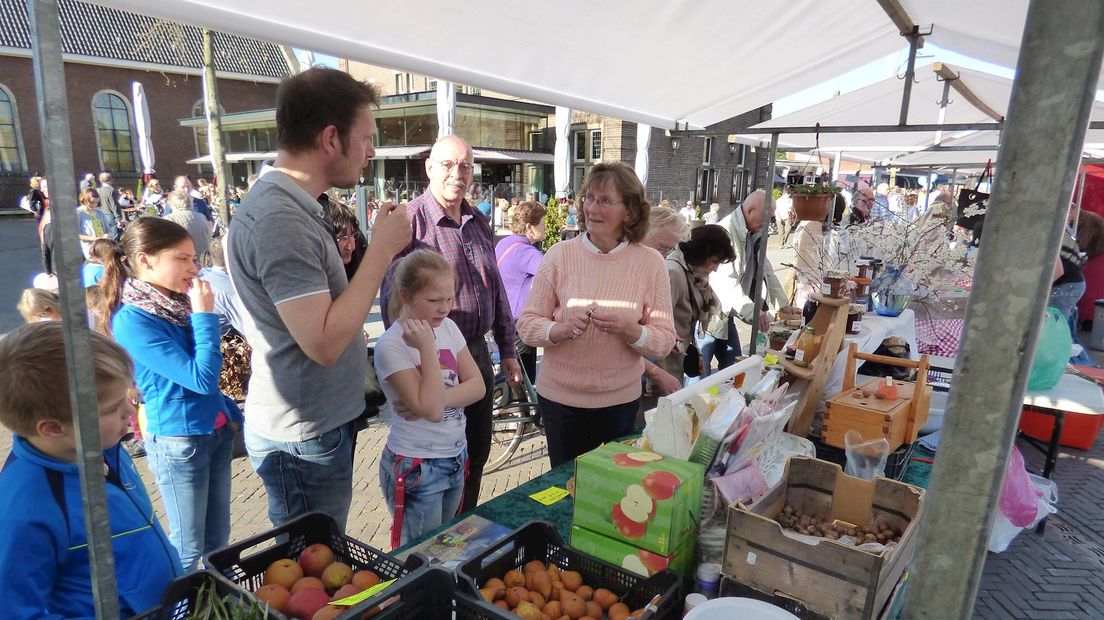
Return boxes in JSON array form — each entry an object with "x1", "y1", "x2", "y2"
[
  {"x1": 25, "y1": 176, "x2": 46, "y2": 221},
  {"x1": 375, "y1": 250, "x2": 485, "y2": 546},
  {"x1": 83, "y1": 238, "x2": 116, "y2": 288},
  {"x1": 96, "y1": 172, "x2": 122, "y2": 238},
  {"x1": 380, "y1": 134, "x2": 521, "y2": 513},
  {"x1": 77, "y1": 188, "x2": 111, "y2": 259},
  {"x1": 1051, "y1": 208, "x2": 1094, "y2": 365},
  {"x1": 34, "y1": 178, "x2": 54, "y2": 275},
  {"x1": 174, "y1": 175, "x2": 214, "y2": 225},
  {"x1": 791, "y1": 194, "x2": 850, "y2": 310},
  {"x1": 640, "y1": 206, "x2": 692, "y2": 402},
  {"x1": 1076, "y1": 211, "x2": 1104, "y2": 333},
  {"x1": 661, "y1": 224, "x2": 735, "y2": 385},
  {"x1": 78, "y1": 172, "x2": 96, "y2": 192},
  {"x1": 0, "y1": 322, "x2": 182, "y2": 618},
  {"x1": 871, "y1": 182, "x2": 891, "y2": 221},
  {"x1": 495, "y1": 200, "x2": 548, "y2": 385},
  {"x1": 776, "y1": 188, "x2": 794, "y2": 247},
  {"x1": 16, "y1": 288, "x2": 60, "y2": 323},
  {"x1": 164, "y1": 192, "x2": 212, "y2": 261},
  {"x1": 703, "y1": 202, "x2": 721, "y2": 225},
  {"x1": 477, "y1": 194, "x2": 493, "y2": 219},
  {"x1": 517, "y1": 162, "x2": 677, "y2": 467},
  {"x1": 119, "y1": 187, "x2": 141, "y2": 222},
  {"x1": 325, "y1": 199, "x2": 368, "y2": 281},
  {"x1": 680, "y1": 200, "x2": 697, "y2": 223},
  {"x1": 98, "y1": 217, "x2": 242, "y2": 572},
  {"x1": 199, "y1": 238, "x2": 246, "y2": 337}
]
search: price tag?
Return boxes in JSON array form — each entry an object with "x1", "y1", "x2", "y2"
[
  {"x1": 530, "y1": 486, "x2": 570, "y2": 506},
  {"x1": 821, "y1": 283, "x2": 832, "y2": 295},
  {"x1": 331, "y1": 578, "x2": 396, "y2": 606}
]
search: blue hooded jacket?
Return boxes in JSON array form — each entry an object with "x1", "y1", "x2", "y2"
[
  {"x1": 0, "y1": 436, "x2": 182, "y2": 619},
  {"x1": 112, "y1": 306, "x2": 243, "y2": 435}
]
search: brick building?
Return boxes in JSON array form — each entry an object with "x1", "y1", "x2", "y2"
[{"x1": 0, "y1": 0, "x2": 288, "y2": 208}]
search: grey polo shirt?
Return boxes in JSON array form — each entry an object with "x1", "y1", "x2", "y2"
[{"x1": 226, "y1": 169, "x2": 366, "y2": 442}]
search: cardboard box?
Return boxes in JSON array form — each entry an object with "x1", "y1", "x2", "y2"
[
  {"x1": 722, "y1": 457, "x2": 924, "y2": 620},
  {"x1": 573, "y1": 443, "x2": 704, "y2": 555},
  {"x1": 570, "y1": 525, "x2": 695, "y2": 579}
]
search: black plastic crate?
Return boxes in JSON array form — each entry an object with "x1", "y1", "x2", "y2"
[
  {"x1": 719, "y1": 577, "x2": 830, "y2": 620},
  {"x1": 813, "y1": 441, "x2": 915, "y2": 481},
  {"x1": 338, "y1": 566, "x2": 513, "y2": 620},
  {"x1": 130, "y1": 570, "x2": 281, "y2": 620},
  {"x1": 203, "y1": 511, "x2": 421, "y2": 617},
  {"x1": 457, "y1": 521, "x2": 680, "y2": 620}
]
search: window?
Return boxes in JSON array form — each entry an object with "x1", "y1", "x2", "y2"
[
  {"x1": 733, "y1": 144, "x2": 747, "y2": 167},
  {"x1": 696, "y1": 168, "x2": 717, "y2": 204},
  {"x1": 574, "y1": 131, "x2": 586, "y2": 161},
  {"x1": 92, "y1": 91, "x2": 135, "y2": 172},
  {"x1": 0, "y1": 84, "x2": 26, "y2": 172},
  {"x1": 427, "y1": 78, "x2": 437, "y2": 91},
  {"x1": 590, "y1": 130, "x2": 602, "y2": 162},
  {"x1": 703, "y1": 136, "x2": 713, "y2": 166},
  {"x1": 731, "y1": 169, "x2": 749, "y2": 204},
  {"x1": 394, "y1": 73, "x2": 403, "y2": 94}
]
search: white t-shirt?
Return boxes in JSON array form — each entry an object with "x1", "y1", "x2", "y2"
[
  {"x1": 775, "y1": 195, "x2": 792, "y2": 220},
  {"x1": 375, "y1": 317, "x2": 468, "y2": 458}
]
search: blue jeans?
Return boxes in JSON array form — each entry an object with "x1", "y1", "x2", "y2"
[
  {"x1": 143, "y1": 425, "x2": 234, "y2": 572},
  {"x1": 698, "y1": 316, "x2": 741, "y2": 377},
  {"x1": 1050, "y1": 281, "x2": 1095, "y2": 365},
  {"x1": 379, "y1": 446, "x2": 467, "y2": 547},
  {"x1": 245, "y1": 421, "x2": 355, "y2": 532}
]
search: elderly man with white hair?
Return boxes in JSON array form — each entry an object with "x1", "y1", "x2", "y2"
[{"x1": 706, "y1": 190, "x2": 796, "y2": 374}]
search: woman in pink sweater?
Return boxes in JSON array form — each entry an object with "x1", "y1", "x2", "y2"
[{"x1": 517, "y1": 163, "x2": 677, "y2": 466}]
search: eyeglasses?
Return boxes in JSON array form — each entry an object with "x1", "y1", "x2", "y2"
[
  {"x1": 583, "y1": 193, "x2": 622, "y2": 208},
  {"x1": 431, "y1": 159, "x2": 475, "y2": 175}
]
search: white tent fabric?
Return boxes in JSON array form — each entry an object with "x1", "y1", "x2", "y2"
[
  {"x1": 554, "y1": 106, "x2": 571, "y2": 197},
  {"x1": 436, "y1": 80, "x2": 456, "y2": 139},
  {"x1": 635, "y1": 123, "x2": 651, "y2": 185},
  {"x1": 131, "y1": 81, "x2": 154, "y2": 176}
]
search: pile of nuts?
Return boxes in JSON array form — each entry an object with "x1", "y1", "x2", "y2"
[{"x1": 776, "y1": 505, "x2": 902, "y2": 545}]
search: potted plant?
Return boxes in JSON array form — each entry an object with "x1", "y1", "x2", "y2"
[{"x1": 788, "y1": 183, "x2": 841, "y2": 221}]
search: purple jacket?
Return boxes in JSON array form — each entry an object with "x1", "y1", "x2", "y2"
[{"x1": 495, "y1": 234, "x2": 543, "y2": 320}]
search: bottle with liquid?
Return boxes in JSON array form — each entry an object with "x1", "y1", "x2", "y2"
[{"x1": 793, "y1": 325, "x2": 817, "y2": 367}]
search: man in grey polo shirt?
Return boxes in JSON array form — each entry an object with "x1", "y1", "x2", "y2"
[{"x1": 227, "y1": 67, "x2": 410, "y2": 529}]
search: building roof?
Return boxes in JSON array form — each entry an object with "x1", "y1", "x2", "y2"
[{"x1": 0, "y1": 0, "x2": 290, "y2": 79}]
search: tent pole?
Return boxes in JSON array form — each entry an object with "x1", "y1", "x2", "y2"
[
  {"x1": 28, "y1": 0, "x2": 120, "y2": 617},
  {"x1": 925, "y1": 165, "x2": 933, "y2": 210},
  {"x1": 748, "y1": 132, "x2": 778, "y2": 355},
  {"x1": 934, "y1": 78, "x2": 952, "y2": 145},
  {"x1": 898, "y1": 25, "x2": 922, "y2": 125},
  {"x1": 905, "y1": 1, "x2": 1104, "y2": 618}
]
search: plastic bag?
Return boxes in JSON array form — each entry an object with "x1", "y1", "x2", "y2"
[
  {"x1": 988, "y1": 473, "x2": 1059, "y2": 552},
  {"x1": 843, "y1": 430, "x2": 891, "y2": 479},
  {"x1": 999, "y1": 447, "x2": 1037, "y2": 527},
  {"x1": 1027, "y1": 307, "x2": 1072, "y2": 390}
]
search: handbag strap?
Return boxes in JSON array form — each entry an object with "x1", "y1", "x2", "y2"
[
  {"x1": 496, "y1": 240, "x2": 528, "y2": 268},
  {"x1": 975, "y1": 159, "x2": 993, "y2": 191}
]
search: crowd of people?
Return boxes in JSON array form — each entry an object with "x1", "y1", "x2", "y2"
[{"x1": 2, "y1": 67, "x2": 842, "y2": 619}]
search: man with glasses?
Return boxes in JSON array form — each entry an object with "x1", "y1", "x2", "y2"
[{"x1": 381, "y1": 134, "x2": 522, "y2": 513}]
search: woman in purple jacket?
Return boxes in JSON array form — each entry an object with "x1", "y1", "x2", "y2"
[{"x1": 494, "y1": 200, "x2": 548, "y2": 384}]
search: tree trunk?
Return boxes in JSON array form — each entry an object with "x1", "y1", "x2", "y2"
[{"x1": 202, "y1": 28, "x2": 232, "y2": 226}]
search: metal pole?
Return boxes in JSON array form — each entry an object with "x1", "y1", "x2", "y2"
[
  {"x1": 28, "y1": 0, "x2": 119, "y2": 617},
  {"x1": 748, "y1": 132, "x2": 778, "y2": 355},
  {"x1": 905, "y1": 1, "x2": 1104, "y2": 618},
  {"x1": 899, "y1": 26, "x2": 921, "y2": 125},
  {"x1": 934, "y1": 79, "x2": 952, "y2": 145},
  {"x1": 924, "y1": 165, "x2": 933, "y2": 210}
]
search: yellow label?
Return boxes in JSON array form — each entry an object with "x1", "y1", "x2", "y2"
[
  {"x1": 529, "y1": 486, "x2": 570, "y2": 505},
  {"x1": 330, "y1": 578, "x2": 396, "y2": 606}
]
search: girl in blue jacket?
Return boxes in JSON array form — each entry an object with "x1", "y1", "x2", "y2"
[{"x1": 96, "y1": 216, "x2": 243, "y2": 572}]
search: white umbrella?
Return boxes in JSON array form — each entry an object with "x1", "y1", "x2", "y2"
[
  {"x1": 437, "y1": 80, "x2": 456, "y2": 139},
  {"x1": 132, "y1": 81, "x2": 154, "y2": 178},
  {"x1": 634, "y1": 123, "x2": 651, "y2": 186},
  {"x1": 554, "y1": 106, "x2": 571, "y2": 197}
]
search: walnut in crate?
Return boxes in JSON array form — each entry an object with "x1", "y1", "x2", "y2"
[{"x1": 777, "y1": 504, "x2": 902, "y2": 545}]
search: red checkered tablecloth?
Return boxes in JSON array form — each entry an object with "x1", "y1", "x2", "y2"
[{"x1": 916, "y1": 318, "x2": 964, "y2": 357}]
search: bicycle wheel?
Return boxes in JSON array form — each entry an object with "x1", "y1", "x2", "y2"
[{"x1": 485, "y1": 401, "x2": 530, "y2": 473}]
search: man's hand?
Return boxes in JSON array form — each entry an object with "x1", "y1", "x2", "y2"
[
  {"x1": 650, "y1": 368, "x2": 683, "y2": 396},
  {"x1": 368, "y1": 201, "x2": 412, "y2": 258},
  {"x1": 501, "y1": 358, "x2": 522, "y2": 386},
  {"x1": 757, "y1": 310, "x2": 772, "y2": 334}
]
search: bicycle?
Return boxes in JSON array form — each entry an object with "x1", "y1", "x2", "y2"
[{"x1": 484, "y1": 353, "x2": 542, "y2": 473}]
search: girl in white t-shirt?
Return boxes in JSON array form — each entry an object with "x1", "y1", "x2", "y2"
[{"x1": 375, "y1": 250, "x2": 486, "y2": 547}]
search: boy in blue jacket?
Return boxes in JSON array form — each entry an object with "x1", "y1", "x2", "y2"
[{"x1": 0, "y1": 322, "x2": 182, "y2": 619}]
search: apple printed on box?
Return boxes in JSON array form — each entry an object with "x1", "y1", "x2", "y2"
[
  {"x1": 573, "y1": 442, "x2": 704, "y2": 556},
  {"x1": 570, "y1": 524, "x2": 696, "y2": 579}
]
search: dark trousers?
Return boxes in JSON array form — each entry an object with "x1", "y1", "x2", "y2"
[
  {"x1": 41, "y1": 222, "x2": 53, "y2": 275},
  {"x1": 515, "y1": 333, "x2": 537, "y2": 384},
  {"x1": 539, "y1": 395, "x2": 640, "y2": 467},
  {"x1": 462, "y1": 337, "x2": 495, "y2": 512}
]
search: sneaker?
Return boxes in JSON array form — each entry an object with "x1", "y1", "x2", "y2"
[{"x1": 123, "y1": 437, "x2": 146, "y2": 459}]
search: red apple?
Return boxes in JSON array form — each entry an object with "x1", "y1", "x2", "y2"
[
  {"x1": 285, "y1": 588, "x2": 331, "y2": 620},
  {"x1": 641, "y1": 470, "x2": 681, "y2": 501},
  {"x1": 611, "y1": 504, "x2": 647, "y2": 538},
  {"x1": 637, "y1": 549, "x2": 670, "y2": 574},
  {"x1": 298, "y1": 543, "x2": 336, "y2": 578}
]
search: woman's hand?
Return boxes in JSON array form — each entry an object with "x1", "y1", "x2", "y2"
[
  {"x1": 188, "y1": 278, "x2": 214, "y2": 313},
  {"x1": 400, "y1": 319, "x2": 437, "y2": 353},
  {"x1": 590, "y1": 306, "x2": 641, "y2": 342},
  {"x1": 650, "y1": 367, "x2": 683, "y2": 396},
  {"x1": 550, "y1": 313, "x2": 590, "y2": 343}
]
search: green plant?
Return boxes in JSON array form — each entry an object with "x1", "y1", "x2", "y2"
[
  {"x1": 543, "y1": 196, "x2": 565, "y2": 251},
  {"x1": 788, "y1": 183, "x2": 841, "y2": 196},
  {"x1": 772, "y1": 188, "x2": 783, "y2": 201}
]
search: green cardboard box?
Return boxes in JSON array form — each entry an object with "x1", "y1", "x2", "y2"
[
  {"x1": 570, "y1": 525, "x2": 695, "y2": 579},
  {"x1": 573, "y1": 442, "x2": 704, "y2": 555}
]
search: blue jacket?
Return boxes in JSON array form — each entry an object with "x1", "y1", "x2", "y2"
[
  {"x1": 112, "y1": 306, "x2": 243, "y2": 436},
  {"x1": 0, "y1": 436, "x2": 182, "y2": 619}
]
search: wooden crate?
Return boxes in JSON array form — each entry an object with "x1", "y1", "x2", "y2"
[
  {"x1": 823, "y1": 376, "x2": 931, "y2": 451},
  {"x1": 722, "y1": 457, "x2": 924, "y2": 620}
]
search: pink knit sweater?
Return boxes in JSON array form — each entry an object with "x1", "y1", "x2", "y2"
[{"x1": 517, "y1": 237, "x2": 677, "y2": 408}]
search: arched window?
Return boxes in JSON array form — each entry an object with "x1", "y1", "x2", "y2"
[
  {"x1": 92, "y1": 91, "x2": 136, "y2": 172},
  {"x1": 0, "y1": 84, "x2": 26, "y2": 172}
]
